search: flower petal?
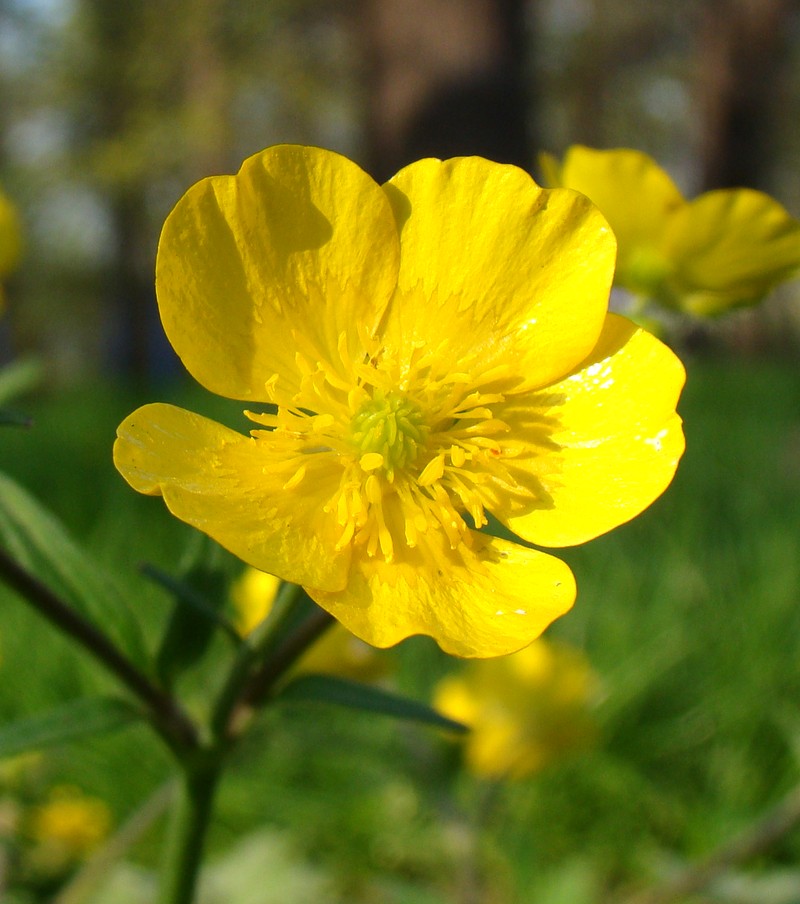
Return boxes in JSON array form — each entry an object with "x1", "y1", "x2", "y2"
[
  {"x1": 498, "y1": 314, "x2": 685, "y2": 547},
  {"x1": 664, "y1": 188, "x2": 800, "y2": 314},
  {"x1": 113, "y1": 403, "x2": 351, "y2": 591},
  {"x1": 156, "y1": 145, "x2": 400, "y2": 402},
  {"x1": 308, "y1": 531, "x2": 575, "y2": 658},
  {"x1": 547, "y1": 145, "x2": 685, "y2": 258},
  {"x1": 381, "y1": 156, "x2": 615, "y2": 389}
]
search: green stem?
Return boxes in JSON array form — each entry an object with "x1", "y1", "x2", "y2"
[
  {"x1": 210, "y1": 581, "x2": 314, "y2": 739},
  {"x1": 0, "y1": 544, "x2": 198, "y2": 753},
  {"x1": 158, "y1": 759, "x2": 222, "y2": 904},
  {"x1": 237, "y1": 606, "x2": 334, "y2": 711}
]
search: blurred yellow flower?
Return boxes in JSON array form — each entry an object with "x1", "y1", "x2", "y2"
[
  {"x1": 541, "y1": 145, "x2": 800, "y2": 315},
  {"x1": 230, "y1": 567, "x2": 281, "y2": 637},
  {"x1": 0, "y1": 186, "x2": 22, "y2": 309},
  {"x1": 230, "y1": 567, "x2": 386, "y2": 681},
  {"x1": 28, "y1": 785, "x2": 111, "y2": 863},
  {"x1": 115, "y1": 144, "x2": 685, "y2": 658},
  {"x1": 434, "y1": 639, "x2": 599, "y2": 779}
]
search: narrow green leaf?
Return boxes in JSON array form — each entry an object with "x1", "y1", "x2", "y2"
[
  {"x1": 0, "y1": 408, "x2": 32, "y2": 428},
  {"x1": 143, "y1": 563, "x2": 240, "y2": 642},
  {"x1": 0, "y1": 697, "x2": 141, "y2": 758},
  {"x1": 150, "y1": 536, "x2": 242, "y2": 686},
  {"x1": 0, "y1": 472, "x2": 149, "y2": 667},
  {"x1": 0, "y1": 357, "x2": 43, "y2": 405},
  {"x1": 275, "y1": 674, "x2": 468, "y2": 734}
]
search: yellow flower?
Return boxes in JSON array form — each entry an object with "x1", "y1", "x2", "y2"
[
  {"x1": 541, "y1": 145, "x2": 800, "y2": 315},
  {"x1": 28, "y1": 786, "x2": 111, "y2": 862},
  {"x1": 230, "y1": 567, "x2": 282, "y2": 637},
  {"x1": 434, "y1": 639, "x2": 599, "y2": 779},
  {"x1": 0, "y1": 186, "x2": 22, "y2": 309},
  {"x1": 230, "y1": 566, "x2": 386, "y2": 681},
  {"x1": 114, "y1": 145, "x2": 685, "y2": 658}
]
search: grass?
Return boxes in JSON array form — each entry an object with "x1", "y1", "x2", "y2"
[{"x1": 0, "y1": 353, "x2": 798, "y2": 903}]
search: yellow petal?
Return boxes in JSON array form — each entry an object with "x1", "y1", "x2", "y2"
[
  {"x1": 499, "y1": 314, "x2": 685, "y2": 547},
  {"x1": 0, "y1": 188, "x2": 22, "y2": 278},
  {"x1": 546, "y1": 145, "x2": 684, "y2": 256},
  {"x1": 156, "y1": 145, "x2": 399, "y2": 402},
  {"x1": 308, "y1": 530, "x2": 575, "y2": 658},
  {"x1": 381, "y1": 156, "x2": 615, "y2": 390},
  {"x1": 114, "y1": 403, "x2": 351, "y2": 591},
  {"x1": 664, "y1": 188, "x2": 800, "y2": 314}
]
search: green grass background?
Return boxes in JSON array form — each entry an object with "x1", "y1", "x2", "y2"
[{"x1": 0, "y1": 354, "x2": 799, "y2": 903}]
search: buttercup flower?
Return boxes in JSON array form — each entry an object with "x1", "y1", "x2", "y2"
[
  {"x1": 28, "y1": 786, "x2": 111, "y2": 864},
  {"x1": 0, "y1": 186, "x2": 22, "y2": 309},
  {"x1": 230, "y1": 567, "x2": 282, "y2": 637},
  {"x1": 434, "y1": 638, "x2": 599, "y2": 778},
  {"x1": 541, "y1": 145, "x2": 800, "y2": 315},
  {"x1": 114, "y1": 145, "x2": 685, "y2": 657}
]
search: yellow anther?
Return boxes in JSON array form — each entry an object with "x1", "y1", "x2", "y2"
[
  {"x1": 450, "y1": 445, "x2": 466, "y2": 468},
  {"x1": 418, "y1": 454, "x2": 445, "y2": 487},
  {"x1": 360, "y1": 452, "x2": 384, "y2": 471}
]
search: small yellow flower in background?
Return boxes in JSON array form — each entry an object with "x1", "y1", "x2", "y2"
[
  {"x1": 28, "y1": 785, "x2": 111, "y2": 865},
  {"x1": 434, "y1": 639, "x2": 599, "y2": 779},
  {"x1": 0, "y1": 186, "x2": 22, "y2": 309},
  {"x1": 231, "y1": 566, "x2": 386, "y2": 681},
  {"x1": 541, "y1": 145, "x2": 800, "y2": 316},
  {"x1": 115, "y1": 145, "x2": 685, "y2": 658},
  {"x1": 230, "y1": 567, "x2": 281, "y2": 637}
]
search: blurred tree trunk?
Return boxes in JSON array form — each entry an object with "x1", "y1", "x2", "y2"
[
  {"x1": 695, "y1": 0, "x2": 798, "y2": 190},
  {"x1": 357, "y1": 0, "x2": 533, "y2": 181},
  {"x1": 82, "y1": 0, "x2": 232, "y2": 383},
  {"x1": 82, "y1": 0, "x2": 153, "y2": 381}
]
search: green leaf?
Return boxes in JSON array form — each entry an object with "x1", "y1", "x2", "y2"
[
  {"x1": 275, "y1": 674, "x2": 469, "y2": 734},
  {"x1": 0, "y1": 407, "x2": 32, "y2": 428},
  {"x1": 0, "y1": 357, "x2": 43, "y2": 405},
  {"x1": 0, "y1": 696, "x2": 142, "y2": 758},
  {"x1": 151, "y1": 535, "x2": 241, "y2": 686},
  {"x1": 144, "y1": 563, "x2": 239, "y2": 641},
  {"x1": 0, "y1": 472, "x2": 149, "y2": 668}
]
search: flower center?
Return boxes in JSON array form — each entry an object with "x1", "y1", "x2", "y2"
[
  {"x1": 250, "y1": 331, "x2": 531, "y2": 567},
  {"x1": 349, "y1": 390, "x2": 429, "y2": 480}
]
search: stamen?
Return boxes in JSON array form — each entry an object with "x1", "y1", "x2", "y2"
[
  {"x1": 282, "y1": 464, "x2": 307, "y2": 490},
  {"x1": 450, "y1": 445, "x2": 467, "y2": 467},
  {"x1": 251, "y1": 335, "x2": 534, "y2": 570},
  {"x1": 365, "y1": 474, "x2": 382, "y2": 505},
  {"x1": 418, "y1": 454, "x2": 445, "y2": 487},
  {"x1": 360, "y1": 452, "x2": 384, "y2": 471}
]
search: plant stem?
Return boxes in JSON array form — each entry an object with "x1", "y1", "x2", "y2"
[
  {"x1": 237, "y1": 606, "x2": 334, "y2": 711},
  {"x1": 158, "y1": 759, "x2": 222, "y2": 904},
  {"x1": 209, "y1": 581, "x2": 328, "y2": 740},
  {"x1": 0, "y1": 544, "x2": 198, "y2": 753}
]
